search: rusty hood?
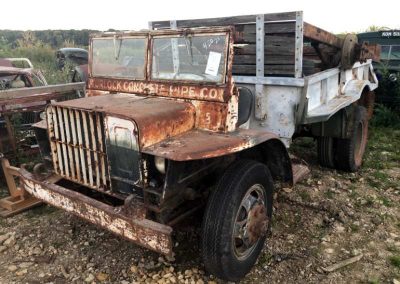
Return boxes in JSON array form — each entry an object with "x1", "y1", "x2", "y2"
[{"x1": 52, "y1": 93, "x2": 196, "y2": 148}]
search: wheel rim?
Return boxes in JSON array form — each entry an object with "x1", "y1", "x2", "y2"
[{"x1": 232, "y1": 184, "x2": 268, "y2": 260}]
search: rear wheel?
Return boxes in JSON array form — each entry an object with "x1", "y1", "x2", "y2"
[
  {"x1": 335, "y1": 106, "x2": 368, "y2": 172},
  {"x1": 201, "y1": 160, "x2": 273, "y2": 281}
]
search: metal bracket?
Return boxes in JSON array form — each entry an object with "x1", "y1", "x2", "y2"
[
  {"x1": 295, "y1": 11, "x2": 304, "y2": 78},
  {"x1": 255, "y1": 14, "x2": 266, "y2": 120},
  {"x1": 170, "y1": 20, "x2": 180, "y2": 74}
]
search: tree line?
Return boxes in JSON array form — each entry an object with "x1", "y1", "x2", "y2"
[{"x1": 0, "y1": 30, "x2": 100, "y2": 48}]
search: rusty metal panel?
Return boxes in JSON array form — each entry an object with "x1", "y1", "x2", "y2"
[
  {"x1": 63, "y1": 108, "x2": 76, "y2": 180},
  {"x1": 57, "y1": 106, "x2": 70, "y2": 177},
  {"x1": 87, "y1": 78, "x2": 228, "y2": 103},
  {"x1": 46, "y1": 107, "x2": 61, "y2": 173},
  {"x1": 69, "y1": 110, "x2": 81, "y2": 182},
  {"x1": 81, "y1": 111, "x2": 94, "y2": 187},
  {"x1": 20, "y1": 169, "x2": 173, "y2": 256},
  {"x1": 0, "y1": 83, "x2": 85, "y2": 106},
  {"x1": 192, "y1": 100, "x2": 228, "y2": 132},
  {"x1": 142, "y1": 129, "x2": 278, "y2": 161},
  {"x1": 53, "y1": 95, "x2": 196, "y2": 148},
  {"x1": 47, "y1": 105, "x2": 110, "y2": 191},
  {"x1": 75, "y1": 110, "x2": 88, "y2": 185}
]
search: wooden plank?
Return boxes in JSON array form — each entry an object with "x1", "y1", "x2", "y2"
[
  {"x1": 232, "y1": 64, "x2": 295, "y2": 76},
  {"x1": 234, "y1": 44, "x2": 296, "y2": 55},
  {"x1": 234, "y1": 55, "x2": 321, "y2": 66},
  {"x1": 235, "y1": 22, "x2": 296, "y2": 34},
  {"x1": 234, "y1": 34, "x2": 295, "y2": 44},
  {"x1": 303, "y1": 22, "x2": 343, "y2": 48},
  {"x1": 151, "y1": 12, "x2": 298, "y2": 29},
  {"x1": 0, "y1": 196, "x2": 42, "y2": 218},
  {"x1": 1, "y1": 158, "x2": 19, "y2": 197},
  {"x1": 234, "y1": 54, "x2": 295, "y2": 65}
]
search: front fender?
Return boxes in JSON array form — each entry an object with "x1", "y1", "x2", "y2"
[{"x1": 142, "y1": 129, "x2": 281, "y2": 161}]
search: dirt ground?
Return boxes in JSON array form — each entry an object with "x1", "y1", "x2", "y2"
[{"x1": 0, "y1": 127, "x2": 399, "y2": 284}]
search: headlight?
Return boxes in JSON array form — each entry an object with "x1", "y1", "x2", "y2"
[
  {"x1": 39, "y1": 111, "x2": 46, "y2": 120},
  {"x1": 105, "y1": 116, "x2": 138, "y2": 151},
  {"x1": 154, "y1": 156, "x2": 166, "y2": 174}
]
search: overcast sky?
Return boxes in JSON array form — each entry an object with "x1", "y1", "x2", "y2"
[{"x1": 1, "y1": 0, "x2": 399, "y2": 33}]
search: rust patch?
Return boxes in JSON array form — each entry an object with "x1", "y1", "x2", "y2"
[
  {"x1": 142, "y1": 129, "x2": 278, "y2": 161},
  {"x1": 53, "y1": 94, "x2": 196, "y2": 148},
  {"x1": 20, "y1": 169, "x2": 173, "y2": 256},
  {"x1": 86, "y1": 89, "x2": 109, "y2": 97},
  {"x1": 192, "y1": 100, "x2": 228, "y2": 132},
  {"x1": 247, "y1": 203, "x2": 268, "y2": 244},
  {"x1": 88, "y1": 78, "x2": 228, "y2": 103}
]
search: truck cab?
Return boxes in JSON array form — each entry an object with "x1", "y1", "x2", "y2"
[{"x1": 17, "y1": 11, "x2": 378, "y2": 282}]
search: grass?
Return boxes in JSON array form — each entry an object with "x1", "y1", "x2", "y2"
[
  {"x1": 363, "y1": 127, "x2": 400, "y2": 170},
  {"x1": 389, "y1": 255, "x2": 400, "y2": 268},
  {"x1": 350, "y1": 223, "x2": 360, "y2": 233},
  {"x1": 323, "y1": 190, "x2": 334, "y2": 199},
  {"x1": 367, "y1": 279, "x2": 380, "y2": 284},
  {"x1": 0, "y1": 41, "x2": 76, "y2": 85},
  {"x1": 360, "y1": 127, "x2": 400, "y2": 194},
  {"x1": 298, "y1": 191, "x2": 311, "y2": 202},
  {"x1": 258, "y1": 251, "x2": 273, "y2": 266},
  {"x1": 379, "y1": 196, "x2": 393, "y2": 207}
]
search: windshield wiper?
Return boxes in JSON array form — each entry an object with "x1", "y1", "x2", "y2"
[
  {"x1": 113, "y1": 35, "x2": 122, "y2": 60},
  {"x1": 185, "y1": 36, "x2": 194, "y2": 64}
]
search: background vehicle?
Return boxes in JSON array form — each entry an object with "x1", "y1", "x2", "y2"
[
  {"x1": 358, "y1": 30, "x2": 400, "y2": 74},
  {"x1": 0, "y1": 58, "x2": 47, "y2": 154},
  {"x1": 55, "y1": 48, "x2": 88, "y2": 69},
  {"x1": 358, "y1": 30, "x2": 400, "y2": 107},
  {"x1": 6, "y1": 11, "x2": 378, "y2": 281},
  {"x1": 55, "y1": 48, "x2": 89, "y2": 83}
]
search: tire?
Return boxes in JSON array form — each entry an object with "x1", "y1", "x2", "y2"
[
  {"x1": 358, "y1": 90, "x2": 375, "y2": 120},
  {"x1": 317, "y1": 136, "x2": 335, "y2": 168},
  {"x1": 201, "y1": 160, "x2": 274, "y2": 281},
  {"x1": 335, "y1": 106, "x2": 368, "y2": 172}
]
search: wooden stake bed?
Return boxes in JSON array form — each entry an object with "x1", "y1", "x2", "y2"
[{"x1": 0, "y1": 158, "x2": 42, "y2": 217}]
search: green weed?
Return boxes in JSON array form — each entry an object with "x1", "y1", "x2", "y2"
[{"x1": 389, "y1": 255, "x2": 400, "y2": 268}]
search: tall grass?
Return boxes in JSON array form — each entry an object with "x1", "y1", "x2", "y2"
[{"x1": 0, "y1": 32, "x2": 74, "y2": 84}]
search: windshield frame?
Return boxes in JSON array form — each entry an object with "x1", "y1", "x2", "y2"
[
  {"x1": 88, "y1": 27, "x2": 233, "y2": 86},
  {"x1": 89, "y1": 35, "x2": 149, "y2": 80},
  {"x1": 149, "y1": 31, "x2": 230, "y2": 85}
]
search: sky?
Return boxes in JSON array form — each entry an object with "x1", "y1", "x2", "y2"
[{"x1": 1, "y1": 0, "x2": 399, "y2": 33}]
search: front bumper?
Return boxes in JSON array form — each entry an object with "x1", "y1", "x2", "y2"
[{"x1": 19, "y1": 168, "x2": 173, "y2": 256}]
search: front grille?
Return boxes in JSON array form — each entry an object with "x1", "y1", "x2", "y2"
[{"x1": 46, "y1": 105, "x2": 110, "y2": 190}]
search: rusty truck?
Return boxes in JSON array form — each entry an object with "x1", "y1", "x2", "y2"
[{"x1": 2, "y1": 11, "x2": 379, "y2": 281}]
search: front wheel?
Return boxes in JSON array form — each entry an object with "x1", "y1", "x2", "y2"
[{"x1": 201, "y1": 160, "x2": 274, "y2": 281}]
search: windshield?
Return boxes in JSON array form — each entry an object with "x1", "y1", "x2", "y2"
[
  {"x1": 151, "y1": 34, "x2": 227, "y2": 83},
  {"x1": 92, "y1": 37, "x2": 146, "y2": 79}
]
